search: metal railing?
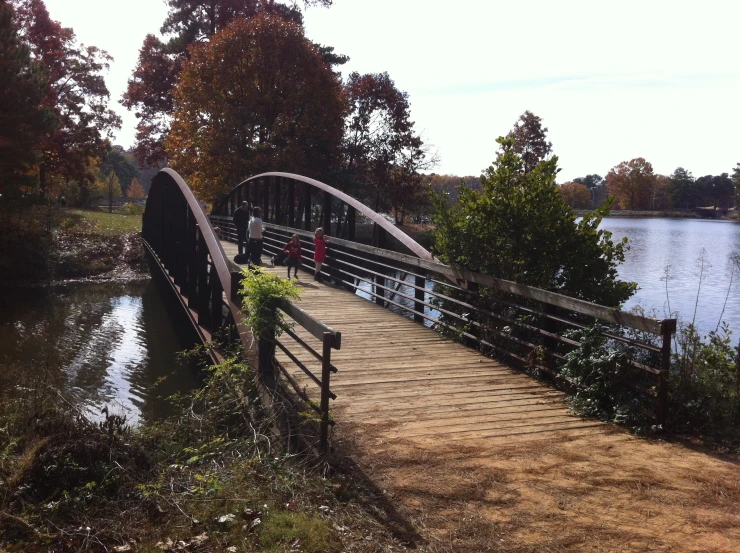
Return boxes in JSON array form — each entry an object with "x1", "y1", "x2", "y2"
[
  {"x1": 143, "y1": 169, "x2": 342, "y2": 452},
  {"x1": 212, "y1": 213, "x2": 677, "y2": 425}
]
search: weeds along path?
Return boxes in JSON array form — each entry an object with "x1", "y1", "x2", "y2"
[{"x1": 241, "y1": 253, "x2": 740, "y2": 553}]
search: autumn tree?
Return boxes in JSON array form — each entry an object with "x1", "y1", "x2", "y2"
[
  {"x1": 127, "y1": 177, "x2": 146, "y2": 200},
  {"x1": 505, "y1": 110, "x2": 552, "y2": 174},
  {"x1": 340, "y1": 71, "x2": 434, "y2": 220},
  {"x1": 165, "y1": 15, "x2": 345, "y2": 205},
  {"x1": 10, "y1": 0, "x2": 120, "y2": 192},
  {"x1": 123, "y1": 0, "x2": 336, "y2": 168},
  {"x1": 0, "y1": 1, "x2": 54, "y2": 197},
  {"x1": 606, "y1": 158, "x2": 657, "y2": 210},
  {"x1": 103, "y1": 170, "x2": 122, "y2": 213},
  {"x1": 573, "y1": 174, "x2": 603, "y2": 190},
  {"x1": 559, "y1": 181, "x2": 592, "y2": 209}
]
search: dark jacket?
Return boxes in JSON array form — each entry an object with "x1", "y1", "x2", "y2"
[{"x1": 233, "y1": 207, "x2": 250, "y2": 229}]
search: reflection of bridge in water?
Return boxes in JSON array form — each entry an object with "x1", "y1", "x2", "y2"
[{"x1": 142, "y1": 168, "x2": 676, "y2": 454}]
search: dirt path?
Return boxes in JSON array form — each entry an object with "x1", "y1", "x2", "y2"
[{"x1": 226, "y1": 246, "x2": 740, "y2": 552}]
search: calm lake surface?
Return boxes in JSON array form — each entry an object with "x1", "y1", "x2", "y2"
[
  {"x1": 600, "y1": 218, "x2": 740, "y2": 336},
  {"x1": 0, "y1": 280, "x2": 201, "y2": 424}
]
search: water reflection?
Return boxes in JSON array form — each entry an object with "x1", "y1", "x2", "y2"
[{"x1": 0, "y1": 280, "x2": 200, "y2": 424}]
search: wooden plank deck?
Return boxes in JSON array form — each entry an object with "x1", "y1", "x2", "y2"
[
  {"x1": 221, "y1": 241, "x2": 740, "y2": 552},
  {"x1": 221, "y1": 240, "x2": 603, "y2": 447}
]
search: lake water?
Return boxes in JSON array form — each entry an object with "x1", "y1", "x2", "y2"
[
  {"x1": 600, "y1": 218, "x2": 740, "y2": 336},
  {"x1": 0, "y1": 280, "x2": 201, "y2": 424}
]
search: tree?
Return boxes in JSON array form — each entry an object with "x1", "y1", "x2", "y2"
[
  {"x1": 573, "y1": 174, "x2": 604, "y2": 190},
  {"x1": 127, "y1": 177, "x2": 146, "y2": 200},
  {"x1": 559, "y1": 181, "x2": 592, "y2": 209},
  {"x1": 668, "y1": 167, "x2": 696, "y2": 209},
  {"x1": 0, "y1": 2, "x2": 54, "y2": 197},
  {"x1": 695, "y1": 174, "x2": 735, "y2": 209},
  {"x1": 340, "y1": 71, "x2": 433, "y2": 219},
  {"x1": 505, "y1": 110, "x2": 552, "y2": 174},
  {"x1": 432, "y1": 137, "x2": 635, "y2": 307},
  {"x1": 100, "y1": 147, "x2": 139, "y2": 197},
  {"x1": 165, "y1": 15, "x2": 345, "y2": 205},
  {"x1": 103, "y1": 170, "x2": 121, "y2": 213},
  {"x1": 733, "y1": 163, "x2": 740, "y2": 207},
  {"x1": 123, "y1": 0, "x2": 337, "y2": 168},
  {"x1": 10, "y1": 0, "x2": 120, "y2": 191},
  {"x1": 606, "y1": 158, "x2": 657, "y2": 210}
]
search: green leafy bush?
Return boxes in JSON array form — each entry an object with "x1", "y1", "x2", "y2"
[
  {"x1": 431, "y1": 136, "x2": 635, "y2": 307},
  {"x1": 239, "y1": 267, "x2": 301, "y2": 340},
  {"x1": 121, "y1": 202, "x2": 144, "y2": 215},
  {"x1": 559, "y1": 325, "x2": 652, "y2": 428},
  {"x1": 670, "y1": 322, "x2": 739, "y2": 435}
]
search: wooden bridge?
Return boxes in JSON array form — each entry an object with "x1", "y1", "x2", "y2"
[
  {"x1": 140, "y1": 170, "x2": 740, "y2": 551},
  {"x1": 142, "y1": 168, "x2": 677, "y2": 454}
]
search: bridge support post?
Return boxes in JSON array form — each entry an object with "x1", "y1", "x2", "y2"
[
  {"x1": 210, "y1": 262, "x2": 223, "y2": 332},
  {"x1": 263, "y1": 178, "x2": 270, "y2": 220},
  {"x1": 414, "y1": 275, "x2": 426, "y2": 324},
  {"x1": 274, "y1": 177, "x2": 282, "y2": 225},
  {"x1": 347, "y1": 206, "x2": 356, "y2": 241},
  {"x1": 197, "y1": 231, "x2": 210, "y2": 327},
  {"x1": 658, "y1": 319, "x2": 676, "y2": 426},
  {"x1": 319, "y1": 331, "x2": 333, "y2": 453}
]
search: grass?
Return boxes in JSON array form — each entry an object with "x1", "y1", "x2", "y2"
[
  {"x1": 0, "y1": 205, "x2": 146, "y2": 283},
  {"x1": 65, "y1": 208, "x2": 143, "y2": 235}
]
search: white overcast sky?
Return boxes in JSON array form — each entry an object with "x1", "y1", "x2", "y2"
[{"x1": 43, "y1": 0, "x2": 740, "y2": 182}]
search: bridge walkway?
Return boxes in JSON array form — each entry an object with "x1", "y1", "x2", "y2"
[{"x1": 221, "y1": 240, "x2": 604, "y2": 446}]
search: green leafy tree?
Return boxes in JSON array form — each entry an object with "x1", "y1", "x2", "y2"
[
  {"x1": 432, "y1": 137, "x2": 636, "y2": 307},
  {"x1": 733, "y1": 163, "x2": 740, "y2": 207},
  {"x1": 573, "y1": 174, "x2": 604, "y2": 190},
  {"x1": 505, "y1": 110, "x2": 552, "y2": 174},
  {"x1": 668, "y1": 167, "x2": 696, "y2": 209},
  {"x1": 100, "y1": 147, "x2": 139, "y2": 197},
  {"x1": 103, "y1": 170, "x2": 122, "y2": 213}
]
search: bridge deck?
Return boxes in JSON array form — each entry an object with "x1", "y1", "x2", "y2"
[
  {"x1": 222, "y1": 241, "x2": 740, "y2": 552},
  {"x1": 222, "y1": 240, "x2": 601, "y2": 445}
]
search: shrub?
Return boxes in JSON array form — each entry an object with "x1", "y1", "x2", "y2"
[
  {"x1": 121, "y1": 202, "x2": 144, "y2": 215},
  {"x1": 239, "y1": 268, "x2": 301, "y2": 340}
]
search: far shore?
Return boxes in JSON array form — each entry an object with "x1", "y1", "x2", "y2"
[{"x1": 575, "y1": 209, "x2": 738, "y2": 220}]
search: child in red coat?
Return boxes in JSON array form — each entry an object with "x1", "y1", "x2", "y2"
[
  {"x1": 283, "y1": 234, "x2": 302, "y2": 279},
  {"x1": 313, "y1": 227, "x2": 327, "y2": 282}
]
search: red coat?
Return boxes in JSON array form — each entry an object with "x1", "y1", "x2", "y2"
[
  {"x1": 313, "y1": 236, "x2": 327, "y2": 262},
  {"x1": 283, "y1": 241, "x2": 301, "y2": 259}
]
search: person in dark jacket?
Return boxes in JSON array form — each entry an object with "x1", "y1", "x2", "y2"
[{"x1": 233, "y1": 201, "x2": 250, "y2": 255}]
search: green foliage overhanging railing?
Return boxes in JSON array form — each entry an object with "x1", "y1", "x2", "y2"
[
  {"x1": 211, "y1": 172, "x2": 677, "y2": 426},
  {"x1": 142, "y1": 169, "x2": 341, "y2": 452}
]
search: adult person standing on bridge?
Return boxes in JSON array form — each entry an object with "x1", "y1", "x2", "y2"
[
  {"x1": 248, "y1": 207, "x2": 265, "y2": 265},
  {"x1": 232, "y1": 201, "x2": 250, "y2": 257}
]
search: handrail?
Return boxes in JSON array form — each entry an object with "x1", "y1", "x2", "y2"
[{"x1": 211, "y1": 171, "x2": 434, "y2": 261}]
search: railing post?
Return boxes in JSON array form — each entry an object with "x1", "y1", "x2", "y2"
[
  {"x1": 197, "y1": 231, "x2": 211, "y2": 327},
  {"x1": 414, "y1": 275, "x2": 426, "y2": 324},
  {"x1": 323, "y1": 191, "x2": 331, "y2": 234},
  {"x1": 347, "y1": 206, "x2": 356, "y2": 241},
  {"x1": 658, "y1": 319, "x2": 676, "y2": 427},
  {"x1": 320, "y1": 331, "x2": 332, "y2": 453},
  {"x1": 186, "y1": 210, "x2": 198, "y2": 300},
  {"x1": 274, "y1": 177, "x2": 282, "y2": 225},
  {"x1": 263, "y1": 178, "x2": 270, "y2": 220},
  {"x1": 288, "y1": 180, "x2": 295, "y2": 228},
  {"x1": 374, "y1": 226, "x2": 387, "y2": 305},
  {"x1": 303, "y1": 182, "x2": 312, "y2": 231},
  {"x1": 210, "y1": 262, "x2": 223, "y2": 332}
]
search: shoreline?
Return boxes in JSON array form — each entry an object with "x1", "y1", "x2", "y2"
[{"x1": 575, "y1": 209, "x2": 738, "y2": 220}]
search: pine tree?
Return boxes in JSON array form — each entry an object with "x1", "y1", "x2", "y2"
[{"x1": 105, "y1": 171, "x2": 122, "y2": 213}]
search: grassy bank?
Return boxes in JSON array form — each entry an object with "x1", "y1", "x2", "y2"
[
  {"x1": 0, "y1": 356, "x2": 404, "y2": 552},
  {"x1": 0, "y1": 206, "x2": 147, "y2": 284}
]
